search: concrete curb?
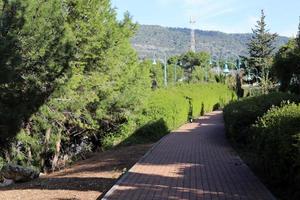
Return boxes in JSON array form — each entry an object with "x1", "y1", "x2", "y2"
[{"x1": 101, "y1": 132, "x2": 172, "y2": 200}]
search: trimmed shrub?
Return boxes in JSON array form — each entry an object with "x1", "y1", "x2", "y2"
[
  {"x1": 223, "y1": 92, "x2": 300, "y2": 145},
  {"x1": 144, "y1": 83, "x2": 234, "y2": 129},
  {"x1": 251, "y1": 103, "x2": 300, "y2": 199},
  {"x1": 102, "y1": 83, "x2": 235, "y2": 147}
]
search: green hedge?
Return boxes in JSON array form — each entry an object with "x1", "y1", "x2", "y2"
[
  {"x1": 102, "y1": 83, "x2": 235, "y2": 147},
  {"x1": 223, "y1": 93, "x2": 300, "y2": 199},
  {"x1": 223, "y1": 92, "x2": 300, "y2": 145},
  {"x1": 252, "y1": 103, "x2": 300, "y2": 199}
]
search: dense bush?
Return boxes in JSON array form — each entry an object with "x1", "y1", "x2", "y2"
[
  {"x1": 223, "y1": 92, "x2": 300, "y2": 145},
  {"x1": 0, "y1": 0, "x2": 234, "y2": 174},
  {"x1": 251, "y1": 103, "x2": 300, "y2": 199},
  {"x1": 0, "y1": 0, "x2": 150, "y2": 172},
  {"x1": 1, "y1": 81, "x2": 233, "y2": 171},
  {"x1": 102, "y1": 83, "x2": 235, "y2": 147},
  {"x1": 251, "y1": 104, "x2": 300, "y2": 199},
  {"x1": 224, "y1": 93, "x2": 300, "y2": 199}
]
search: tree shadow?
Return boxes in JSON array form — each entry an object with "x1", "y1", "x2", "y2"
[
  {"x1": 0, "y1": 177, "x2": 115, "y2": 192},
  {"x1": 99, "y1": 166, "x2": 248, "y2": 200},
  {"x1": 100, "y1": 111, "x2": 275, "y2": 200},
  {"x1": 0, "y1": 143, "x2": 152, "y2": 198},
  {"x1": 52, "y1": 143, "x2": 152, "y2": 177},
  {"x1": 118, "y1": 118, "x2": 169, "y2": 146},
  {"x1": 0, "y1": 112, "x2": 274, "y2": 199}
]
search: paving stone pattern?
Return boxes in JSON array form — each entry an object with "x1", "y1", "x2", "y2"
[{"x1": 102, "y1": 111, "x2": 275, "y2": 200}]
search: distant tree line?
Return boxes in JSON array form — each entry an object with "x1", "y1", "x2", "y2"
[{"x1": 131, "y1": 24, "x2": 289, "y2": 60}]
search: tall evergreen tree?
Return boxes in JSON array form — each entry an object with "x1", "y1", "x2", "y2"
[
  {"x1": 0, "y1": 0, "x2": 151, "y2": 170},
  {"x1": 296, "y1": 16, "x2": 300, "y2": 49},
  {"x1": 247, "y1": 10, "x2": 278, "y2": 76},
  {"x1": 0, "y1": 0, "x2": 68, "y2": 145}
]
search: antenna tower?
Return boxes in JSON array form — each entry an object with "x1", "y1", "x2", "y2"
[{"x1": 190, "y1": 16, "x2": 196, "y2": 52}]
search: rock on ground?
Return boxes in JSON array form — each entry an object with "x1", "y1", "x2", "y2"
[{"x1": 0, "y1": 164, "x2": 39, "y2": 183}]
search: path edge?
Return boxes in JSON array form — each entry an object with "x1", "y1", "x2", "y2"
[{"x1": 101, "y1": 132, "x2": 172, "y2": 200}]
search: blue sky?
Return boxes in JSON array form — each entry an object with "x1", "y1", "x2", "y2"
[{"x1": 111, "y1": 0, "x2": 299, "y2": 37}]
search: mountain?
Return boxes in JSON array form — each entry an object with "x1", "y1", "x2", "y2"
[{"x1": 131, "y1": 25, "x2": 289, "y2": 59}]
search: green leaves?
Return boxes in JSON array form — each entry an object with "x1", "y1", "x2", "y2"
[
  {"x1": 247, "y1": 10, "x2": 278, "y2": 74},
  {"x1": 0, "y1": 0, "x2": 148, "y2": 170},
  {"x1": 223, "y1": 92, "x2": 300, "y2": 145},
  {"x1": 252, "y1": 103, "x2": 300, "y2": 199},
  {"x1": 102, "y1": 83, "x2": 234, "y2": 147},
  {"x1": 166, "y1": 51, "x2": 211, "y2": 84},
  {"x1": 273, "y1": 38, "x2": 300, "y2": 93},
  {"x1": 224, "y1": 93, "x2": 300, "y2": 199},
  {"x1": 0, "y1": 0, "x2": 67, "y2": 144}
]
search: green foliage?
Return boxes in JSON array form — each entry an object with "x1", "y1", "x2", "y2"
[
  {"x1": 224, "y1": 93, "x2": 300, "y2": 199},
  {"x1": 180, "y1": 51, "x2": 210, "y2": 69},
  {"x1": 0, "y1": 156, "x2": 5, "y2": 170},
  {"x1": 247, "y1": 10, "x2": 278, "y2": 73},
  {"x1": 223, "y1": 92, "x2": 300, "y2": 145},
  {"x1": 190, "y1": 67, "x2": 207, "y2": 83},
  {"x1": 0, "y1": 0, "x2": 232, "y2": 176},
  {"x1": 0, "y1": 0, "x2": 150, "y2": 171},
  {"x1": 297, "y1": 18, "x2": 300, "y2": 49},
  {"x1": 250, "y1": 103, "x2": 300, "y2": 199},
  {"x1": 149, "y1": 60, "x2": 164, "y2": 87},
  {"x1": 214, "y1": 73, "x2": 226, "y2": 84},
  {"x1": 273, "y1": 38, "x2": 300, "y2": 93},
  {"x1": 168, "y1": 64, "x2": 185, "y2": 84},
  {"x1": 103, "y1": 83, "x2": 235, "y2": 147},
  {"x1": 0, "y1": 0, "x2": 68, "y2": 145},
  {"x1": 168, "y1": 51, "x2": 212, "y2": 83}
]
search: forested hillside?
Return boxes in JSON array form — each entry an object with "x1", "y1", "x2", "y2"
[{"x1": 132, "y1": 25, "x2": 289, "y2": 59}]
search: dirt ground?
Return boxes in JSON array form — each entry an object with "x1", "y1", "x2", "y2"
[{"x1": 0, "y1": 143, "x2": 152, "y2": 200}]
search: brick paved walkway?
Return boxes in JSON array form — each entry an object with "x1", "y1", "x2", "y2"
[{"x1": 102, "y1": 111, "x2": 275, "y2": 200}]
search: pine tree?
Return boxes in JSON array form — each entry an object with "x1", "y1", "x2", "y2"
[
  {"x1": 296, "y1": 16, "x2": 300, "y2": 49},
  {"x1": 0, "y1": 0, "x2": 153, "y2": 170},
  {"x1": 0, "y1": 0, "x2": 68, "y2": 144},
  {"x1": 247, "y1": 10, "x2": 278, "y2": 75}
]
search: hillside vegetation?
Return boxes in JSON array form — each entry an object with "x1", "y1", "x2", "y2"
[{"x1": 132, "y1": 25, "x2": 289, "y2": 59}]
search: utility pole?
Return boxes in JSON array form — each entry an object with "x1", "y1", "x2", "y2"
[
  {"x1": 190, "y1": 16, "x2": 196, "y2": 52},
  {"x1": 163, "y1": 54, "x2": 167, "y2": 87},
  {"x1": 153, "y1": 52, "x2": 168, "y2": 87}
]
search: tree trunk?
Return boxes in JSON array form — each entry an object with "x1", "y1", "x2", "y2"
[
  {"x1": 4, "y1": 149, "x2": 10, "y2": 163},
  {"x1": 25, "y1": 123, "x2": 32, "y2": 165},
  {"x1": 27, "y1": 146, "x2": 32, "y2": 165},
  {"x1": 40, "y1": 127, "x2": 51, "y2": 172},
  {"x1": 51, "y1": 131, "x2": 61, "y2": 172}
]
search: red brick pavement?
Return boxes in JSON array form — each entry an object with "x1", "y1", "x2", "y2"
[{"x1": 102, "y1": 111, "x2": 275, "y2": 200}]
